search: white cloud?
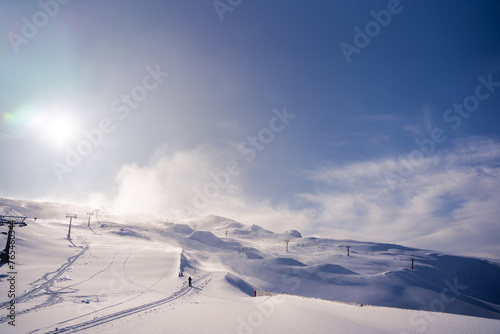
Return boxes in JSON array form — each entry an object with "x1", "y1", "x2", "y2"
[
  {"x1": 108, "y1": 137, "x2": 500, "y2": 259},
  {"x1": 300, "y1": 137, "x2": 500, "y2": 258},
  {"x1": 109, "y1": 145, "x2": 312, "y2": 233},
  {"x1": 111, "y1": 145, "x2": 240, "y2": 219}
]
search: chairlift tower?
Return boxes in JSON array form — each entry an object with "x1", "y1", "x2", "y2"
[
  {"x1": 0, "y1": 215, "x2": 28, "y2": 265},
  {"x1": 86, "y1": 212, "x2": 93, "y2": 229},
  {"x1": 346, "y1": 246, "x2": 351, "y2": 256},
  {"x1": 66, "y1": 214, "x2": 77, "y2": 239},
  {"x1": 284, "y1": 240, "x2": 290, "y2": 252}
]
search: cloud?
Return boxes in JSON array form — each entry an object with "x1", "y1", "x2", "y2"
[
  {"x1": 109, "y1": 144, "x2": 311, "y2": 233},
  {"x1": 300, "y1": 137, "x2": 500, "y2": 258},
  {"x1": 110, "y1": 145, "x2": 238, "y2": 219},
  {"x1": 108, "y1": 137, "x2": 500, "y2": 259}
]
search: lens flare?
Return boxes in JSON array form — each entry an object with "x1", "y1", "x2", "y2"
[
  {"x1": 2, "y1": 112, "x2": 15, "y2": 124},
  {"x1": 44, "y1": 113, "x2": 77, "y2": 148},
  {"x1": 4, "y1": 103, "x2": 80, "y2": 149},
  {"x1": 2, "y1": 105, "x2": 37, "y2": 126}
]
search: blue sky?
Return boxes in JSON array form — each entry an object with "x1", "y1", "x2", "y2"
[{"x1": 1, "y1": 0, "x2": 499, "y2": 258}]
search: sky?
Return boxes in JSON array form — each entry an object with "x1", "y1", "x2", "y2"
[{"x1": 1, "y1": 0, "x2": 499, "y2": 259}]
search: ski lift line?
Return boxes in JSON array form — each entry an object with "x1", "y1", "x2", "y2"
[
  {"x1": 262, "y1": 239, "x2": 500, "y2": 286},
  {"x1": 369, "y1": 251, "x2": 500, "y2": 286},
  {"x1": 0, "y1": 215, "x2": 28, "y2": 226},
  {"x1": 358, "y1": 249, "x2": 500, "y2": 285},
  {"x1": 394, "y1": 254, "x2": 500, "y2": 284},
  {"x1": 304, "y1": 240, "x2": 500, "y2": 285}
]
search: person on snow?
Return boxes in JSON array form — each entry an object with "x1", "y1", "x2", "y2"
[{"x1": 188, "y1": 276, "x2": 192, "y2": 287}]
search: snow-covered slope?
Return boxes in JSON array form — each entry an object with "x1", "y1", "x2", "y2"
[{"x1": 0, "y1": 198, "x2": 499, "y2": 333}]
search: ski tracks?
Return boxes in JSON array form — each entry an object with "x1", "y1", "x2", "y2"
[
  {"x1": 55, "y1": 249, "x2": 120, "y2": 294},
  {"x1": 40, "y1": 272, "x2": 213, "y2": 334},
  {"x1": 0, "y1": 237, "x2": 89, "y2": 322}
]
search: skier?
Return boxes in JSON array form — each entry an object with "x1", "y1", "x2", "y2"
[{"x1": 188, "y1": 276, "x2": 192, "y2": 287}]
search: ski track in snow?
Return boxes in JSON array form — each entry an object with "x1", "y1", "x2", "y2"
[
  {"x1": 35, "y1": 272, "x2": 213, "y2": 333},
  {"x1": 120, "y1": 247, "x2": 177, "y2": 295},
  {"x1": 1, "y1": 224, "x2": 204, "y2": 333},
  {"x1": 0, "y1": 236, "x2": 89, "y2": 321},
  {"x1": 54, "y1": 248, "x2": 120, "y2": 295},
  {"x1": 0, "y1": 229, "x2": 176, "y2": 328}
]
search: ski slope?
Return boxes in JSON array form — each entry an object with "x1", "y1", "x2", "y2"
[{"x1": 0, "y1": 199, "x2": 499, "y2": 333}]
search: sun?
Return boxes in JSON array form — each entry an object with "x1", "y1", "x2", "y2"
[
  {"x1": 29, "y1": 107, "x2": 79, "y2": 149},
  {"x1": 45, "y1": 114, "x2": 77, "y2": 148}
]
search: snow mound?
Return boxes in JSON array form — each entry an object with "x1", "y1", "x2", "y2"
[
  {"x1": 224, "y1": 273, "x2": 255, "y2": 296},
  {"x1": 169, "y1": 224, "x2": 193, "y2": 235},
  {"x1": 187, "y1": 231, "x2": 239, "y2": 249},
  {"x1": 111, "y1": 227, "x2": 150, "y2": 240},
  {"x1": 267, "y1": 257, "x2": 307, "y2": 267},
  {"x1": 309, "y1": 263, "x2": 358, "y2": 275},
  {"x1": 180, "y1": 251, "x2": 200, "y2": 271},
  {"x1": 245, "y1": 252, "x2": 264, "y2": 260},
  {"x1": 288, "y1": 230, "x2": 302, "y2": 238},
  {"x1": 192, "y1": 214, "x2": 245, "y2": 230},
  {"x1": 233, "y1": 224, "x2": 274, "y2": 237}
]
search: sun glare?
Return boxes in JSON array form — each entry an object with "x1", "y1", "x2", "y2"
[
  {"x1": 46, "y1": 115, "x2": 77, "y2": 148},
  {"x1": 28, "y1": 106, "x2": 79, "y2": 149}
]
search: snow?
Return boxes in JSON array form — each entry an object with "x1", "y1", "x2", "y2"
[{"x1": 0, "y1": 199, "x2": 499, "y2": 333}]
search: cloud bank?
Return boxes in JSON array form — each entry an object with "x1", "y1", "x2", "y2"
[
  {"x1": 107, "y1": 137, "x2": 500, "y2": 259},
  {"x1": 301, "y1": 137, "x2": 500, "y2": 258}
]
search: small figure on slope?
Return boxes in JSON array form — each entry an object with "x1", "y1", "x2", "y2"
[{"x1": 188, "y1": 276, "x2": 192, "y2": 287}]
